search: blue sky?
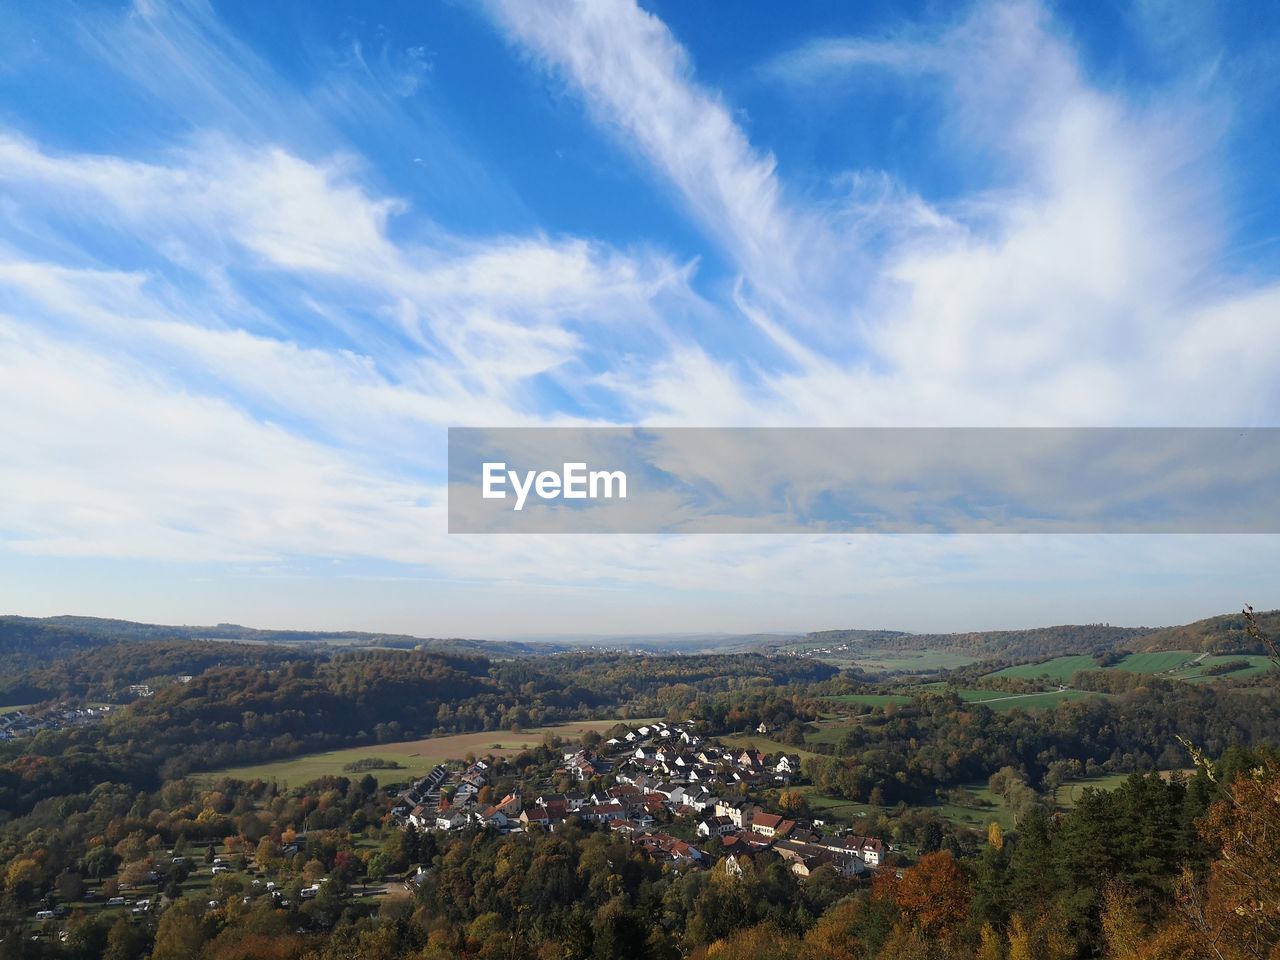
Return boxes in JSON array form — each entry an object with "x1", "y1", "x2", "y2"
[{"x1": 0, "y1": 0, "x2": 1278, "y2": 636}]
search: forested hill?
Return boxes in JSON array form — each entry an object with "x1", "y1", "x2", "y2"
[
  {"x1": 1125, "y1": 608, "x2": 1280, "y2": 654},
  {"x1": 0, "y1": 615, "x2": 565, "y2": 674},
  {"x1": 801, "y1": 609, "x2": 1280, "y2": 660},
  {"x1": 0, "y1": 647, "x2": 832, "y2": 815},
  {"x1": 805, "y1": 623, "x2": 1152, "y2": 660}
]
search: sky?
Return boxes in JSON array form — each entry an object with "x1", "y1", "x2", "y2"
[{"x1": 0, "y1": 0, "x2": 1278, "y2": 638}]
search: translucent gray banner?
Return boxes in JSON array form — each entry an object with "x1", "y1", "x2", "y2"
[{"x1": 447, "y1": 428, "x2": 1280, "y2": 534}]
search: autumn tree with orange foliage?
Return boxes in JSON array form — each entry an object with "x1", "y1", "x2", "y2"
[
  {"x1": 1169, "y1": 606, "x2": 1280, "y2": 960},
  {"x1": 894, "y1": 852, "x2": 971, "y2": 935},
  {"x1": 1176, "y1": 752, "x2": 1280, "y2": 959}
]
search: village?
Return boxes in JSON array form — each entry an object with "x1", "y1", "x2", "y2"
[
  {"x1": 391, "y1": 720, "x2": 889, "y2": 883},
  {"x1": 0, "y1": 702, "x2": 115, "y2": 741}
]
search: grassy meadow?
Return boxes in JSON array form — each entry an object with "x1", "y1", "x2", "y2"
[{"x1": 201, "y1": 719, "x2": 650, "y2": 787}]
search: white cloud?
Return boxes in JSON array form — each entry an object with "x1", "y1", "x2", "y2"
[
  {"x1": 482, "y1": 0, "x2": 846, "y2": 347},
  {"x1": 497, "y1": 0, "x2": 1277, "y2": 429},
  {"x1": 0, "y1": 317, "x2": 441, "y2": 563},
  {"x1": 0, "y1": 0, "x2": 1276, "y2": 632},
  {"x1": 0, "y1": 134, "x2": 705, "y2": 439}
]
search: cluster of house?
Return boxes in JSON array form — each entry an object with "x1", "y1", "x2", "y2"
[
  {"x1": 710, "y1": 808, "x2": 888, "y2": 879},
  {"x1": 782, "y1": 641, "x2": 856, "y2": 659},
  {"x1": 517, "y1": 787, "x2": 886, "y2": 879},
  {"x1": 398, "y1": 761, "x2": 494, "y2": 831},
  {"x1": 571, "y1": 721, "x2": 806, "y2": 794},
  {"x1": 0, "y1": 703, "x2": 113, "y2": 741},
  {"x1": 391, "y1": 721, "x2": 891, "y2": 882}
]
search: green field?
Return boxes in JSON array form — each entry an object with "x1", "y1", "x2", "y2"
[
  {"x1": 0, "y1": 703, "x2": 33, "y2": 715},
  {"x1": 1053, "y1": 772, "x2": 1133, "y2": 808},
  {"x1": 796, "y1": 782, "x2": 1015, "y2": 832},
  {"x1": 985, "y1": 650, "x2": 1267, "y2": 684},
  {"x1": 814, "y1": 651, "x2": 980, "y2": 673},
  {"x1": 814, "y1": 689, "x2": 1102, "y2": 745},
  {"x1": 946, "y1": 688, "x2": 1103, "y2": 711},
  {"x1": 720, "y1": 733, "x2": 821, "y2": 760},
  {"x1": 1177, "y1": 655, "x2": 1275, "y2": 681},
  {"x1": 1054, "y1": 770, "x2": 1194, "y2": 808},
  {"x1": 988, "y1": 655, "x2": 1098, "y2": 681},
  {"x1": 823, "y1": 693, "x2": 913, "y2": 707},
  {"x1": 982, "y1": 690, "x2": 1102, "y2": 711},
  {"x1": 1112, "y1": 651, "x2": 1196, "y2": 673},
  {"x1": 805, "y1": 723, "x2": 859, "y2": 748},
  {"x1": 202, "y1": 719, "x2": 649, "y2": 787},
  {"x1": 800, "y1": 771, "x2": 1179, "y2": 838},
  {"x1": 953, "y1": 689, "x2": 1010, "y2": 702}
]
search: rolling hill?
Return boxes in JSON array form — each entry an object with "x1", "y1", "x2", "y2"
[{"x1": 0, "y1": 615, "x2": 568, "y2": 676}]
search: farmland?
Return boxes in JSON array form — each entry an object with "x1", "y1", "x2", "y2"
[
  {"x1": 932, "y1": 686, "x2": 1103, "y2": 711},
  {"x1": 974, "y1": 690, "x2": 1103, "y2": 711},
  {"x1": 202, "y1": 719, "x2": 649, "y2": 787},
  {"x1": 1054, "y1": 770, "x2": 1195, "y2": 808},
  {"x1": 719, "y1": 732, "x2": 822, "y2": 760},
  {"x1": 801, "y1": 770, "x2": 1183, "y2": 839},
  {"x1": 822, "y1": 693, "x2": 913, "y2": 707},
  {"x1": 987, "y1": 655, "x2": 1099, "y2": 681},
  {"x1": 814, "y1": 650, "x2": 980, "y2": 673},
  {"x1": 1112, "y1": 651, "x2": 1197, "y2": 673},
  {"x1": 985, "y1": 649, "x2": 1273, "y2": 686},
  {"x1": 1178, "y1": 655, "x2": 1275, "y2": 681},
  {"x1": 796, "y1": 782, "x2": 1016, "y2": 833}
]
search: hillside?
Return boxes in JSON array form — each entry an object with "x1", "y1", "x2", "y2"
[
  {"x1": 791, "y1": 610, "x2": 1280, "y2": 665},
  {"x1": 0, "y1": 615, "x2": 567, "y2": 676},
  {"x1": 1123, "y1": 608, "x2": 1280, "y2": 654},
  {"x1": 804, "y1": 623, "x2": 1151, "y2": 661}
]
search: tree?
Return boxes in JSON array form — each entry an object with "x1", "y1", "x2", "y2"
[
  {"x1": 971, "y1": 839, "x2": 1011, "y2": 930},
  {"x1": 3, "y1": 858, "x2": 42, "y2": 903},
  {"x1": 1008, "y1": 806, "x2": 1056, "y2": 908},
  {"x1": 1100, "y1": 883, "x2": 1146, "y2": 960},
  {"x1": 151, "y1": 899, "x2": 208, "y2": 960},
  {"x1": 1185, "y1": 756, "x2": 1280, "y2": 955},
  {"x1": 976, "y1": 923, "x2": 1005, "y2": 960},
  {"x1": 919, "y1": 819, "x2": 944, "y2": 854},
  {"x1": 366, "y1": 851, "x2": 391, "y2": 881},
  {"x1": 303, "y1": 858, "x2": 328, "y2": 883},
  {"x1": 256, "y1": 836, "x2": 282, "y2": 873},
  {"x1": 113, "y1": 831, "x2": 149, "y2": 863},
  {"x1": 802, "y1": 899, "x2": 865, "y2": 960},
  {"x1": 82, "y1": 844, "x2": 120, "y2": 881},
  {"x1": 119, "y1": 857, "x2": 155, "y2": 889},
  {"x1": 779, "y1": 789, "x2": 805, "y2": 814},
  {"x1": 103, "y1": 916, "x2": 151, "y2": 960},
  {"x1": 894, "y1": 851, "x2": 970, "y2": 934},
  {"x1": 591, "y1": 896, "x2": 645, "y2": 960},
  {"x1": 702, "y1": 923, "x2": 801, "y2": 960},
  {"x1": 56, "y1": 870, "x2": 84, "y2": 901},
  {"x1": 1006, "y1": 912, "x2": 1074, "y2": 960}
]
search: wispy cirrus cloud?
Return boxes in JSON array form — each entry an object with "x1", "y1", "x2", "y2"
[
  {"x1": 0, "y1": 0, "x2": 1276, "y2": 633},
  {"x1": 487, "y1": 0, "x2": 1279, "y2": 429}
]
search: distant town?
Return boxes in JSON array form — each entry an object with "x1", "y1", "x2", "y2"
[{"x1": 393, "y1": 720, "x2": 887, "y2": 881}]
